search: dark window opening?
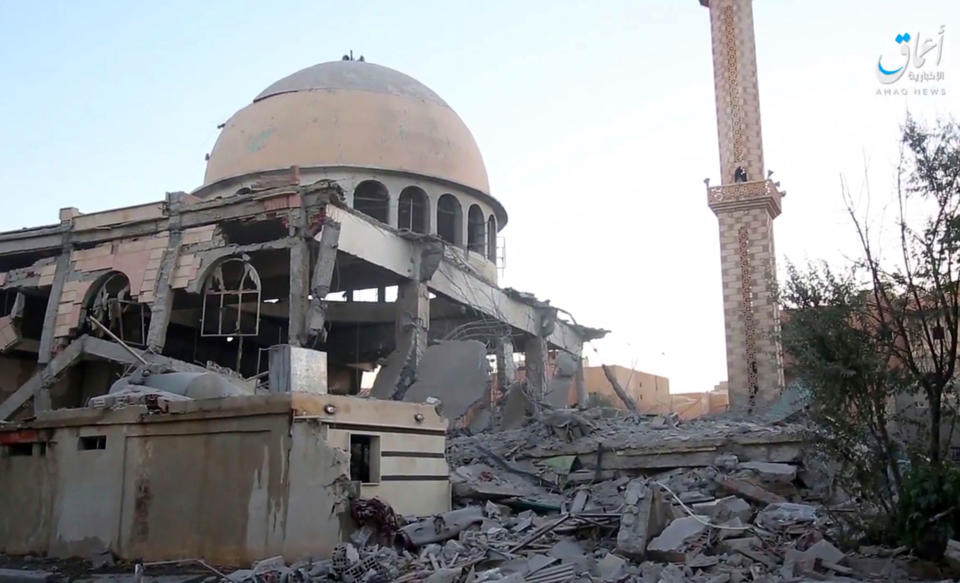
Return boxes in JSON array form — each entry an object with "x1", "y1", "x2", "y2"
[
  {"x1": 951, "y1": 446, "x2": 960, "y2": 462},
  {"x1": 437, "y1": 194, "x2": 462, "y2": 245},
  {"x1": 467, "y1": 205, "x2": 485, "y2": 254},
  {"x1": 353, "y1": 181, "x2": 390, "y2": 223},
  {"x1": 349, "y1": 434, "x2": 381, "y2": 484},
  {"x1": 5, "y1": 443, "x2": 33, "y2": 457},
  {"x1": 85, "y1": 272, "x2": 149, "y2": 346},
  {"x1": 201, "y1": 258, "x2": 261, "y2": 337},
  {"x1": 486, "y1": 215, "x2": 498, "y2": 262},
  {"x1": 220, "y1": 218, "x2": 288, "y2": 245},
  {"x1": 0, "y1": 251, "x2": 60, "y2": 273},
  {"x1": 398, "y1": 187, "x2": 428, "y2": 233},
  {"x1": 79, "y1": 435, "x2": 107, "y2": 450},
  {"x1": 0, "y1": 289, "x2": 18, "y2": 318}
]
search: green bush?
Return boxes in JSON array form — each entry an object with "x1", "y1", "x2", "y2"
[{"x1": 894, "y1": 463, "x2": 960, "y2": 558}]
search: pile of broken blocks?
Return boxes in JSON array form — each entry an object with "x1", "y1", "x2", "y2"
[
  {"x1": 218, "y1": 409, "x2": 960, "y2": 583},
  {"x1": 15, "y1": 409, "x2": 958, "y2": 582}
]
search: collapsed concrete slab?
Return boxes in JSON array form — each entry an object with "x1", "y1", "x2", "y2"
[
  {"x1": 375, "y1": 340, "x2": 490, "y2": 423},
  {"x1": 646, "y1": 516, "x2": 709, "y2": 562}
]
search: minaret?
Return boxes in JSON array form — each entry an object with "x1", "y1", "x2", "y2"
[{"x1": 701, "y1": 0, "x2": 784, "y2": 414}]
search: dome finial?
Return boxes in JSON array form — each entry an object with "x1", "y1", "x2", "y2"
[{"x1": 341, "y1": 50, "x2": 365, "y2": 62}]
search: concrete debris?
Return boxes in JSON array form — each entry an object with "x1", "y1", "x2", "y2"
[
  {"x1": 692, "y1": 495, "x2": 752, "y2": 523},
  {"x1": 754, "y1": 502, "x2": 817, "y2": 531},
  {"x1": 736, "y1": 461, "x2": 798, "y2": 483},
  {"x1": 646, "y1": 516, "x2": 709, "y2": 562},
  {"x1": 3, "y1": 412, "x2": 948, "y2": 583},
  {"x1": 614, "y1": 480, "x2": 667, "y2": 560},
  {"x1": 714, "y1": 476, "x2": 786, "y2": 506},
  {"x1": 399, "y1": 507, "x2": 485, "y2": 547},
  {"x1": 376, "y1": 340, "x2": 490, "y2": 423},
  {"x1": 595, "y1": 553, "x2": 625, "y2": 580},
  {"x1": 544, "y1": 352, "x2": 578, "y2": 409},
  {"x1": 946, "y1": 539, "x2": 960, "y2": 572}
]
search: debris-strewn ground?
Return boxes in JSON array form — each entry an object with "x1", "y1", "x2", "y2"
[{"x1": 4, "y1": 409, "x2": 960, "y2": 582}]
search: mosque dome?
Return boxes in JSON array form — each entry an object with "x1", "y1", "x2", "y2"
[{"x1": 202, "y1": 60, "x2": 490, "y2": 194}]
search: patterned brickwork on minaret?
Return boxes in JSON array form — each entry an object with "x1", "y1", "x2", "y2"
[{"x1": 702, "y1": 0, "x2": 784, "y2": 413}]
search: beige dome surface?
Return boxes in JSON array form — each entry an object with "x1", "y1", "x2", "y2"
[{"x1": 203, "y1": 61, "x2": 490, "y2": 193}]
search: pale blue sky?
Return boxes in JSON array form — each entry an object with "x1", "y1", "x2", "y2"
[{"x1": 1, "y1": 1, "x2": 958, "y2": 392}]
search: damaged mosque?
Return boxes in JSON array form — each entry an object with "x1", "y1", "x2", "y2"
[{"x1": 0, "y1": 57, "x2": 607, "y2": 562}]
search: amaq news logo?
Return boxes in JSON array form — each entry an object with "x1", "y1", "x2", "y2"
[{"x1": 877, "y1": 27, "x2": 945, "y2": 84}]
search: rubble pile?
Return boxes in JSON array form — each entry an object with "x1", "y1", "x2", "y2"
[
  {"x1": 216, "y1": 409, "x2": 955, "y2": 582},
  {"x1": 5, "y1": 410, "x2": 958, "y2": 582}
]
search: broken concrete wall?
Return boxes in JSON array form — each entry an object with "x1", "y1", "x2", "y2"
[
  {"x1": 670, "y1": 390, "x2": 730, "y2": 420},
  {"x1": 0, "y1": 402, "x2": 333, "y2": 564},
  {"x1": 372, "y1": 339, "x2": 489, "y2": 424},
  {"x1": 116, "y1": 414, "x2": 294, "y2": 564},
  {"x1": 53, "y1": 233, "x2": 172, "y2": 340},
  {"x1": 281, "y1": 419, "x2": 352, "y2": 559},
  {"x1": 0, "y1": 393, "x2": 450, "y2": 565},
  {"x1": 324, "y1": 421, "x2": 450, "y2": 516},
  {"x1": 581, "y1": 365, "x2": 671, "y2": 412},
  {"x1": 0, "y1": 435, "x2": 56, "y2": 555}
]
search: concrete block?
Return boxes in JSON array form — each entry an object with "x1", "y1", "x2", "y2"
[
  {"x1": 616, "y1": 479, "x2": 669, "y2": 560},
  {"x1": 182, "y1": 226, "x2": 215, "y2": 245},
  {"x1": 595, "y1": 553, "x2": 626, "y2": 580},
  {"x1": 715, "y1": 475, "x2": 785, "y2": 505},
  {"x1": 146, "y1": 235, "x2": 171, "y2": 249},
  {"x1": 738, "y1": 461, "x2": 797, "y2": 483},
  {"x1": 692, "y1": 495, "x2": 752, "y2": 523},
  {"x1": 268, "y1": 345, "x2": 327, "y2": 394},
  {"x1": 76, "y1": 255, "x2": 114, "y2": 272},
  {"x1": 73, "y1": 245, "x2": 113, "y2": 260},
  {"x1": 117, "y1": 239, "x2": 147, "y2": 253},
  {"x1": 646, "y1": 516, "x2": 708, "y2": 562}
]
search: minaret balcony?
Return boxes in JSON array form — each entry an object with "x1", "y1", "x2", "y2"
[{"x1": 706, "y1": 178, "x2": 782, "y2": 218}]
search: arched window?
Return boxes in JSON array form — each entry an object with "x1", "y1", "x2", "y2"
[
  {"x1": 85, "y1": 272, "x2": 148, "y2": 346},
  {"x1": 201, "y1": 257, "x2": 261, "y2": 337},
  {"x1": 467, "y1": 205, "x2": 485, "y2": 254},
  {"x1": 353, "y1": 180, "x2": 389, "y2": 223},
  {"x1": 437, "y1": 194, "x2": 462, "y2": 245},
  {"x1": 487, "y1": 215, "x2": 498, "y2": 262},
  {"x1": 398, "y1": 186, "x2": 428, "y2": 233}
]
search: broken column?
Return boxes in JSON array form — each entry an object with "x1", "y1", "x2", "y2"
[
  {"x1": 524, "y1": 335, "x2": 548, "y2": 401},
  {"x1": 616, "y1": 479, "x2": 667, "y2": 560},
  {"x1": 574, "y1": 346, "x2": 586, "y2": 407},
  {"x1": 305, "y1": 217, "x2": 341, "y2": 343},
  {"x1": 288, "y1": 236, "x2": 311, "y2": 347},
  {"x1": 35, "y1": 245, "x2": 72, "y2": 412},
  {"x1": 391, "y1": 278, "x2": 430, "y2": 399},
  {"x1": 145, "y1": 192, "x2": 185, "y2": 353},
  {"x1": 524, "y1": 306, "x2": 558, "y2": 401},
  {"x1": 493, "y1": 335, "x2": 517, "y2": 426}
]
